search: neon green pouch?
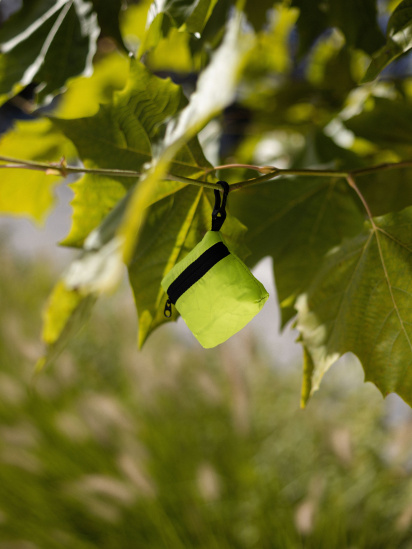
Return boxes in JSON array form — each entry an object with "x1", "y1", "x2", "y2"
[{"x1": 161, "y1": 182, "x2": 269, "y2": 348}]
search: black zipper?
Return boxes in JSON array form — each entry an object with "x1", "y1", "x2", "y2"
[{"x1": 164, "y1": 241, "x2": 229, "y2": 316}]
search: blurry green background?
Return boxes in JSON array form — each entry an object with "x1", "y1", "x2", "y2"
[{"x1": 1, "y1": 237, "x2": 412, "y2": 548}]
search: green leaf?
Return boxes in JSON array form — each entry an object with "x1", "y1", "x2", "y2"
[
  {"x1": 149, "y1": 0, "x2": 214, "y2": 31},
  {"x1": 328, "y1": 0, "x2": 384, "y2": 55},
  {"x1": 0, "y1": 53, "x2": 127, "y2": 224},
  {"x1": 0, "y1": 119, "x2": 72, "y2": 222},
  {"x1": 37, "y1": 280, "x2": 96, "y2": 370},
  {"x1": 230, "y1": 176, "x2": 364, "y2": 325},
  {"x1": 292, "y1": 0, "x2": 384, "y2": 57},
  {"x1": 244, "y1": 4, "x2": 299, "y2": 77},
  {"x1": 163, "y1": 12, "x2": 253, "y2": 149},
  {"x1": 344, "y1": 97, "x2": 412, "y2": 156},
  {"x1": 358, "y1": 168, "x2": 412, "y2": 217},
  {"x1": 128, "y1": 186, "x2": 248, "y2": 346},
  {"x1": 146, "y1": 27, "x2": 198, "y2": 72},
  {"x1": 120, "y1": 0, "x2": 153, "y2": 49},
  {"x1": 296, "y1": 206, "x2": 412, "y2": 406},
  {"x1": 54, "y1": 52, "x2": 129, "y2": 119},
  {"x1": 0, "y1": 0, "x2": 100, "y2": 105},
  {"x1": 140, "y1": 0, "x2": 217, "y2": 55},
  {"x1": 45, "y1": 55, "x2": 224, "y2": 348},
  {"x1": 0, "y1": 53, "x2": 127, "y2": 225},
  {"x1": 55, "y1": 13, "x2": 252, "y2": 347},
  {"x1": 193, "y1": 0, "x2": 231, "y2": 49},
  {"x1": 292, "y1": 0, "x2": 328, "y2": 56},
  {"x1": 300, "y1": 346, "x2": 315, "y2": 408},
  {"x1": 91, "y1": 0, "x2": 129, "y2": 52},
  {"x1": 243, "y1": 0, "x2": 277, "y2": 31},
  {"x1": 60, "y1": 174, "x2": 127, "y2": 248},
  {"x1": 363, "y1": 0, "x2": 412, "y2": 82},
  {"x1": 63, "y1": 192, "x2": 130, "y2": 295},
  {"x1": 37, "y1": 191, "x2": 131, "y2": 369},
  {"x1": 53, "y1": 59, "x2": 209, "y2": 247}
]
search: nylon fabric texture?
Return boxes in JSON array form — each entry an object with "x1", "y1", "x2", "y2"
[{"x1": 161, "y1": 231, "x2": 269, "y2": 348}]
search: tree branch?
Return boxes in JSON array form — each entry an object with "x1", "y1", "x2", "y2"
[
  {"x1": 0, "y1": 155, "x2": 220, "y2": 191},
  {"x1": 2, "y1": 154, "x2": 412, "y2": 194}
]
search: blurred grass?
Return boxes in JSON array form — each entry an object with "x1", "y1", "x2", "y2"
[{"x1": 1, "y1": 242, "x2": 412, "y2": 548}]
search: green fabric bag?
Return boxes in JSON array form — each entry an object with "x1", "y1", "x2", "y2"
[{"x1": 161, "y1": 182, "x2": 269, "y2": 348}]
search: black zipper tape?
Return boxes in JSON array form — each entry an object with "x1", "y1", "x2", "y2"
[{"x1": 165, "y1": 242, "x2": 229, "y2": 314}]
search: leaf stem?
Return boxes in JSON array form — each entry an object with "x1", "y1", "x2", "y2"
[{"x1": 346, "y1": 174, "x2": 375, "y2": 224}]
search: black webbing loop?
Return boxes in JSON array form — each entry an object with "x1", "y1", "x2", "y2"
[{"x1": 211, "y1": 181, "x2": 230, "y2": 231}]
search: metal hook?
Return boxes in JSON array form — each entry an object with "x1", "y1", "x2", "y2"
[{"x1": 211, "y1": 181, "x2": 230, "y2": 231}]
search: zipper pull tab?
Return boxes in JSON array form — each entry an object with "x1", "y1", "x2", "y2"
[{"x1": 164, "y1": 298, "x2": 172, "y2": 318}]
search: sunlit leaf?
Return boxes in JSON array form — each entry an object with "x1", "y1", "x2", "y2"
[
  {"x1": 296, "y1": 206, "x2": 412, "y2": 406},
  {"x1": 0, "y1": 53, "x2": 127, "y2": 224},
  {"x1": 37, "y1": 280, "x2": 96, "y2": 370},
  {"x1": 53, "y1": 59, "x2": 209, "y2": 247},
  {"x1": 300, "y1": 346, "x2": 315, "y2": 408},
  {"x1": 138, "y1": 0, "x2": 216, "y2": 57},
  {"x1": 164, "y1": 11, "x2": 253, "y2": 149},
  {"x1": 37, "y1": 193, "x2": 131, "y2": 368},
  {"x1": 43, "y1": 56, "x2": 221, "y2": 348},
  {"x1": 245, "y1": 5, "x2": 298, "y2": 77},
  {"x1": 0, "y1": 119, "x2": 72, "y2": 222},
  {"x1": 0, "y1": 0, "x2": 100, "y2": 105},
  {"x1": 54, "y1": 52, "x2": 129, "y2": 119},
  {"x1": 120, "y1": 0, "x2": 153, "y2": 50},
  {"x1": 363, "y1": 0, "x2": 412, "y2": 82},
  {"x1": 344, "y1": 97, "x2": 412, "y2": 156},
  {"x1": 146, "y1": 27, "x2": 197, "y2": 72}
]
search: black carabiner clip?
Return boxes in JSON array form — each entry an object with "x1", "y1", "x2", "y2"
[{"x1": 211, "y1": 181, "x2": 230, "y2": 231}]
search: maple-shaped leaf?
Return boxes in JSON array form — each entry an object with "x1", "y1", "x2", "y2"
[
  {"x1": 53, "y1": 59, "x2": 210, "y2": 247},
  {"x1": 230, "y1": 176, "x2": 364, "y2": 325},
  {"x1": 297, "y1": 206, "x2": 412, "y2": 406},
  {"x1": 39, "y1": 11, "x2": 253, "y2": 359},
  {"x1": 38, "y1": 61, "x2": 214, "y2": 362}
]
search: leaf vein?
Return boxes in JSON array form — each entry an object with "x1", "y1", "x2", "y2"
[{"x1": 373, "y1": 228, "x2": 412, "y2": 382}]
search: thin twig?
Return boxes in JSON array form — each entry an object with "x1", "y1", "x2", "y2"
[
  {"x1": 2, "y1": 154, "x2": 412, "y2": 194},
  {"x1": 0, "y1": 155, "x2": 220, "y2": 190},
  {"x1": 352, "y1": 160, "x2": 412, "y2": 177},
  {"x1": 205, "y1": 163, "x2": 268, "y2": 173},
  {"x1": 230, "y1": 167, "x2": 348, "y2": 191}
]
